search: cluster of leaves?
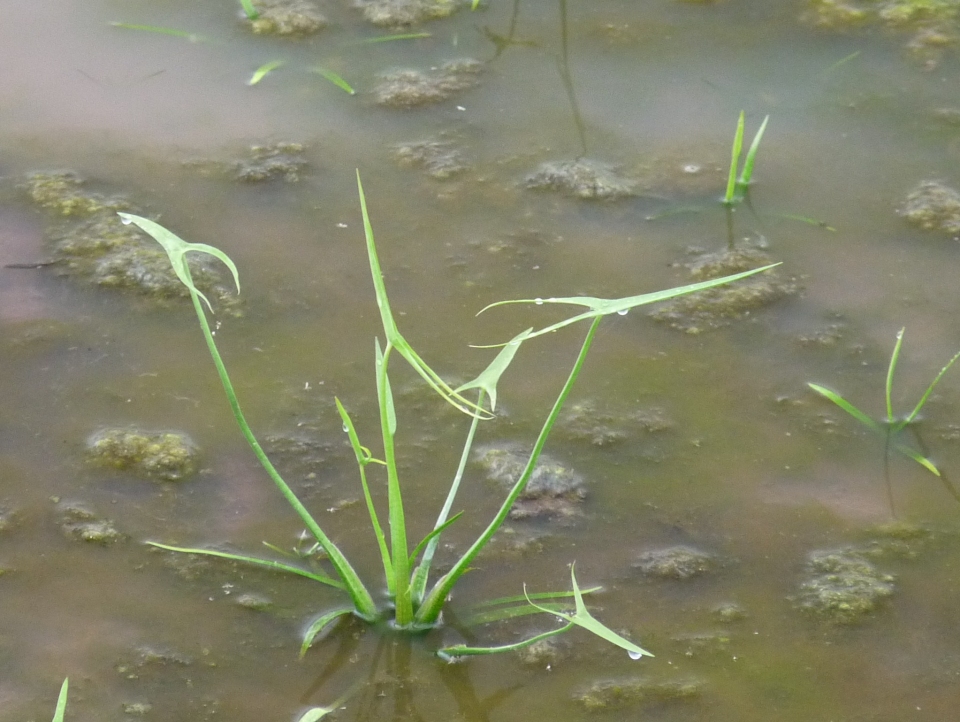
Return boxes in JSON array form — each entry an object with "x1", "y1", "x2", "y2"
[{"x1": 120, "y1": 174, "x2": 776, "y2": 660}]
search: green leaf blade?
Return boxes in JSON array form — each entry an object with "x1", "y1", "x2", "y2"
[
  {"x1": 312, "y1": 67, "x2": 356, "y2": 95},
  {"x1": 146, "y1": 542, "x2": 346, "y2": 589},
  {"x1": 808, "y1": 383, "x2": 883, "y2": 434},
  {"x1": 248, "y1": 60, "x2": 285, "y2": 86},
  {"x1": 52, "y1": 679, "x2": 69, "y2": 722},
  {"x1": 300, "y1": 607, "x2": 355, "y2": 657}
]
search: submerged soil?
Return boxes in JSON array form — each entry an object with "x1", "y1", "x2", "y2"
[{"x1": 4, "y1": 2, "x2": 960, "y2": 722}]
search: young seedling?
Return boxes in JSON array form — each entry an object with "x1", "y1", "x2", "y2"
[
  {"x1": 52, "y1": 679, "x2": 69, "y2": 722},
  {"x1": 809, "y1": 328, "x2": 960, "y2": 512},
  {"x1": 119, "y1": 175, "x2": 777, "y2": 661},
  {"x1": 723, "y1": 110, "x2": 769, "y2": 206},
  {"x1": 239, "y1": 0, "x2": 260, "y2": 20},
  {"x1": 248, "y1": 60, "x2": 285, "y2": 86}
]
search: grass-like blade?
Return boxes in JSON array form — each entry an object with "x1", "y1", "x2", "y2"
[
  {"x1": 52, "y1": 679, "x2": 69, "y2": 722},
  {"x1": 409, "y1": 511, "x2": 463, "y2": 566},
  {"x1": 807, "y1": 383, "x2": 883, "y2": 434},
  {"x1": 110, "y1": 22, "x2": 203, "y2": 42},
  {"x1": 147, "y1": 542, "x2": 347, "y2": 588},
  {"x1": 362, "y1": 33, "x2": 431, "y2": 43},
  {"x1": 774, "y1": 213, "x2": 836, "y2": 231},
  {"x1": 239, "y1": 0, "x2": 259, "y2": 20},
  {"x1": 415, "y1": 318, "x2": 604, "y2": 626},
  {"x1": 524, "y1": 565, "x2": 653, "y2": 659},
  {"x1": 885, "y1": 328, "x2": 905, "y2": 423},
  {"x1": 477, "y1": 263, "x2": 781, "y2": 345},
  {"x1": 461, "y1": 601, "x2": 572, "y2": 627},
  {"x1": 121, "y1": 213, "x2": 378, "y2": 620},
  {"x1": 312, "y1": 68, "x2": 356, "y2": 95},
  {"x1": 893, "y1": 444, "x2": 940, "y2": 476},
  {"x1": 455, "y1": 328, "x2": 531, "y2": 412},
  {"x1": 248, "y1": 60, "x2": 285, "y2": 86},
  {"x1": 736, "y1": 114, "x2": 769, "y2": 195},
  {"x1": 903, "y1": 345, "x2": 960, "y2": 427},
  {"x1": 117, "y1": 213, "x2": 239, "y2": 312},
  {"x1": 296, "y1": 683, "x2": 361, "y2": 722},
  {"x1": 300, "y1": 607, "x2": 355, "y2": 657},
  {"x1": 472, "y1": 586, "x2": 603, "y2": 608},
  {"x1": 438, "y1": 622, "x2": 574, "y2": 661},
  {"x1": 724, "y1": 111, "x2": 745, "y2": 204},
  {"x1": 823, "y1": 51, "x2": 860, "y2": 76},
  {"x1": 335, "y1": 398, "x2": 393, "y2": 590},
  {"x1": 357, "y1": 173, "x2": 490, "y2": 418}
]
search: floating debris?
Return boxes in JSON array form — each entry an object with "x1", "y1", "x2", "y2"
[
  {"x1": 575, "y1": 676, "x2": 705, "y2": 710},
  {"x1": 524, "y1": 158, "x2": 636, "y2": 201},
  {"x1": 353, "y1": 0, "x2": 459, "y2": 27},
  {"x1": 558, "y1": 400, "x2": 673, "y2": 448},
  {"x1": 375, "y1": 59, "x2": 482, "y2": 108},
  {"x1": 901, "y1": 180, "x2": 960, "y2": 234},
  {"x1": 57, "y1": 501, "x2": 125, "y2": 544},
  {"x1": 235, "y1": 593, "x2": 273, "y2": 611},
  {"x1": 634, "y1": 546, "x2": 716, "y2": 580},
  {"x1": 711, "y1": 602, "x2": 748, "y2": 623},
  {"x1": 391, "y1": 138, "x2": 469, "y2": 179},
  {"x1": 793, "y1": 548, "x2": 895, "y2": 624},
  {"x1": 87, "y1": 428, "x2": 198, "y2": 482},
  {"x1": 474, "y1": 444, "x2": 587, "y2": 520},
  {"x1": 24, "y1": 173, "x2": 240, "y2": 312},
  {"x1": 650, "y1": 247, "x2": 798, "y2": 333}
]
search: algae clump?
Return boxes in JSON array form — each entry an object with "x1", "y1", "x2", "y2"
[
  {"x1": 474, "y1": 444, "x2": 587, "y2": 520},
  {"x1": 25, "y1": 172, "x2": 241, "y2": 312},
  {"x1": 246, "y1": 0, "x2": 327, "y2": 35},
  {"x1": 634, "y1": 545, "x2": 716, "y2": 580},
  {"x1": 649, "y1": 247, "x2": 798, "y2": 333},
  {"x1": 87, "y1": 429, "x2": 198, "y2": 482},
  {"x1": 375, "y1": 59, "x2": 482, "y2": 108},
  {"x1": 391, "y1": 138, "x2": 469, "y2": 179},
  {"x1": 901, "y1": 180, "x2": 960, "y2": 233},
  {"x1": 57, "y1": 501, "x2": 125, "y2": 544},
  {"x1": 25, "y1": 172, "x2": 129, "y2": 217},
  {"x1": 793, "y1": 548, "x2": 896, "y2": 624},
  {"x1": 524, "y1": 159, "x2": 636, "y2": 201},
  {"x1": 354, "y1": 0, "x2": 459, "y2": 27}
]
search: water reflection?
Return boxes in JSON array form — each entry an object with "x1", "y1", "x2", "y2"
[
  {"x1": 484, "y1": 0, "x2": 587, "y2": 157},
  {"x1": 302, "y1": 623, "x2": 521, "y2": 722}
]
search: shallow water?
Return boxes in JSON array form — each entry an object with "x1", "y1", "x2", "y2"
[{"x1": 5, "y1": 1, "x2": 960, "y2": 721}]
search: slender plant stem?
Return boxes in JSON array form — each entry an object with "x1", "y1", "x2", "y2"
[
  {"x1": 183, "y1": 263, "x2": 378, "y2": 620},
  {"x1": 415, "y1": 317, "x2": 603, "y2": 626},
  {"x1": 411, "y1": 389, "x2": 486, "y2": 602},
  {"x1": 378, "y1": 343, "x2": 413, "y2": 626}
]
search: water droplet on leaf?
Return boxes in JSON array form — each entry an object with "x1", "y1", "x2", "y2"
[
  {"x1": 535, "y1": 298, "x2": 544, "y2": 305},
  {"x1": 628, "y1": 650, "x2": 644, "y2": 660},
  {"x1": 617, "y1": 309, "x2": 629, "y2": 316}
]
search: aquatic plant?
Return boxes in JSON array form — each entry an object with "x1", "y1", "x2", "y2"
[
  {"x1": 52, "y1": 679, "x2": 69, "y2": 722},
  {"x1": 239, "y1": 0, "x2": 260, "y2": 20},
  {"x1": 118, "y1": 175, "x2": 776, "y2": 660},
  {"x1": 311, "y1": 67, "x2": 356, "y2": 95},
  {"x1": 809, "y1": 328, "x2": 960, "y2": 509},
  {"x1": 723, "y1": 110, "x2": 769, "y2": 206},
  {"x1": 248, "y1": 60, "x2": 286, "y2": 86}
]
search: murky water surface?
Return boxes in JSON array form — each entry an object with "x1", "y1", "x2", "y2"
[{"x1": 5, "y1": 1, "x2": 960, "y2": 721}]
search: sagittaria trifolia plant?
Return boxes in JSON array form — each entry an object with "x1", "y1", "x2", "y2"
[{"x1": 119, "y1": 172, "x2": 777, "y2": 661}]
